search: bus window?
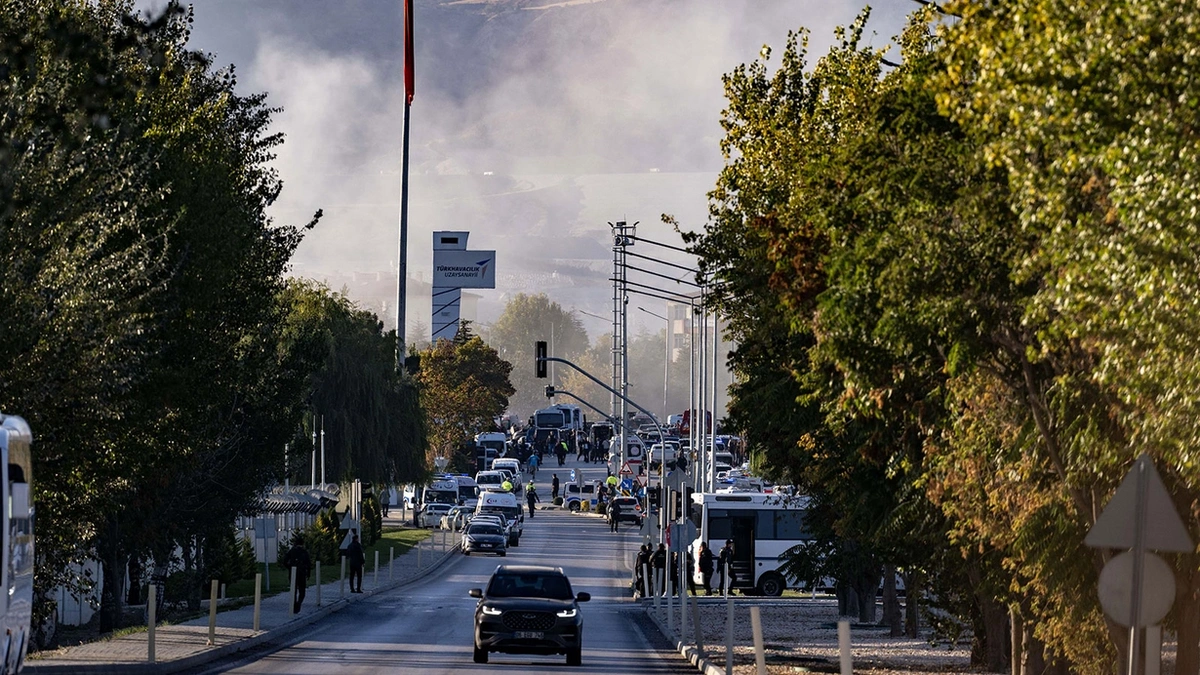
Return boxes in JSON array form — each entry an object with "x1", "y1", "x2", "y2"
[
  {"x1": 690, "y1": 504, "x2": 703, "y2": 529},
  {"x1": 775, "y1": 509, "x2": 808, "y2": 540},
  {"x1": 708, "y1": 514, "x2": 732, "y2": 542},
  {"x1": 756, "y1": 510, "x2": 775, "y2": 539}
]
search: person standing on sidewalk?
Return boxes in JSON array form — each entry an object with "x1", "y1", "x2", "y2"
[
  {"x1": 282, "y1": 536, "x2": 312, "y2": 613},
  {"x1": 551, "y1": 474, "x2": 560, "y2": 500},
  {"x1": 698, "y1": 541, "x2": 715, "y2": 595},
  {"x1": 718, "y1": 539, "x2": 736, "y2": 595},
  {"x1": 380, "y1": 489, "x2": 390, "y2": 517},
  {"x1": 345, "y1": 533, "x2": 366, "y2": 593},
  {"x1": 651, "y1": 543, "x2": 667, "y2": 596},
  {"x1": 608, "y1": 498, "x2": 622, "y2": 532}
]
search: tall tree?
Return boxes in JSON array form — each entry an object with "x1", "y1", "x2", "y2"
[
  {"x1": 486, "y1": 294, "x2": 588, "y2": 420},
  {"x1": 418, "y1": 324, "x2": 515, "y2": 470}
]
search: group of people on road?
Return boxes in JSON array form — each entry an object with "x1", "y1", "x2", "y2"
[{"x1": 633, "y1": 539, "x2": 737, "y2": 598}]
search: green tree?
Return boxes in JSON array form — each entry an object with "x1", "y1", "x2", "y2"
[
  {"x1": 418, "y1": 324, "x2": 515, "y2": 469},
  {"x1": 486, "y1": 294, "x2": 588, "y2": 420}
]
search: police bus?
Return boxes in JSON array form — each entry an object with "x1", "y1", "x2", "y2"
[
  {"x1": 0, "y1": 414, "x2": 34, "y2": 673},
  {"x1": 688, "y1": 492, "x2": 810, "y2": 597}
]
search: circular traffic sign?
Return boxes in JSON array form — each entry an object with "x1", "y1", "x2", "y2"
[{"x1": 1098, "y1": 551, "x2": 1175, "y2": 627}]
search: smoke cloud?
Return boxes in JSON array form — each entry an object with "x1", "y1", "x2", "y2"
[{"x1": 138, "y1": 0, "x2": 912, "y2": 336}]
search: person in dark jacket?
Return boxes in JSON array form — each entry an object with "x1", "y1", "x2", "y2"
[
  {"x1": 609, "y1": 499, "x2": 622, "y2": 532},
  {"x1": 651, "y1": 543, "x2": 667, "y2": 596},
  {"x1": 345, "y1": 533, "x2": 366, "y2": 593},
  {"x1": 551, "y1": 474, "x2": 560, "y2": 500},
  {"x1": 698, "y1": 541, "x2": 715, "y2": 595},
  {"x1": 718, "y1": 539, "x2": 736, "y2": 595},
  {"x1": 526, "y1": 482, "x2": 540, "y2": 517},
  {"x1": 634, "y1": 544, "x2": 652, "y2": 597},
  {"x1": 282, "y1": 536, "x2": 312, "y2": 612}
]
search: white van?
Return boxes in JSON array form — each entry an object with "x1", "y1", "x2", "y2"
[
  {"x1": 491, "y1": 458, "x2": 523, "y2": 491},
  {"x1": 475, "y1": 491, "x2": 523, "y2": 542}
]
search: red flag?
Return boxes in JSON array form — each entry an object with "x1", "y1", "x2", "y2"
[{"x1": 404, "y1": 0, "x2": 415, "y2": 105}]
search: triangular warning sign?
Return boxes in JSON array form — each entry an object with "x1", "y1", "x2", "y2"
[
  {"x1": 339, "y1": 512, "x2": 359, "y2": 532},
  {"x1": 619, "y1": 462, "x2": 633, "y2": 476},
  {"x1": 1086, "y1": 454, "x2": 1193, "y2": 552}
]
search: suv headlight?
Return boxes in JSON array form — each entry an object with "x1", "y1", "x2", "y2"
[
  {"x1": 481, "y1": 605, "x2": 502, "y2": 616},
  {"x1": 556, "y1": 607, "x2": 577, "y2": 618}
]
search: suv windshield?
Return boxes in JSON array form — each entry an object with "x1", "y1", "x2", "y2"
[
  {"x1": 487, "y1": 573, "x2": 573, "y2": 600},
  {"x1": 468, "y1": 525, "x2": 503, "y2": 536}
]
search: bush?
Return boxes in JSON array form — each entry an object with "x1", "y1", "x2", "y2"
[
  {"x1": 580, "y1": 501, "x2": 591, "y2": 512},
  {"x1": 553, "y1": 496, "x2": 564, "y2": 506},
  {"x1": 596, "y1": 502, "x2": 608, "y2": 516}
]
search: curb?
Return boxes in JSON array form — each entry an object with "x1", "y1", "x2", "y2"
[
  {"x1": 26, "y1": 543, "x2": 462, "y2": 675},
  {"x1": 642, "y1": 600, "x2": 725, "y2": 675}
]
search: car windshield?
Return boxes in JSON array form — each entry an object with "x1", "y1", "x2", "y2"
[
  {"x1": 487, "y1": 573, "x2": 574, "y2": 600},
  {"x1": 468, "y1": 525, "x2": 503, "y2": 536}
]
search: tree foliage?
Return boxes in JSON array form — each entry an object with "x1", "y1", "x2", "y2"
[
  {"x1": 693, "y1": 2, "x2": 1200, "y2": 672},
  {"x1": 486, "y1": 293, "x2": 588, "y2": 419},
  {"x1": 418, "y1": 324, "x2": 515, "y2": 469}
]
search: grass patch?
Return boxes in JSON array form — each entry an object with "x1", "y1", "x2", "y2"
[{"x1": 225, "y1": 527, "x2": 433, "y2": 599}]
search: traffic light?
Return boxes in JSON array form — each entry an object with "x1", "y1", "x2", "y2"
[
  {"x1": 545, "y1": 385, "x2": 556, "y2": 399},
  {"x1": 535, "y1": 340, "x2": 547, "y2": 378}
]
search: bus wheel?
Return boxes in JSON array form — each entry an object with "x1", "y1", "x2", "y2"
[{"x1": 757, "y1": 573, "x2": 785, "y2": 597}]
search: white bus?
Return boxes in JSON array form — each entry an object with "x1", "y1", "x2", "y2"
[
  {"x1": 0, "y1": 414, "x2": 34, "y2": 673},
  {"x1": 689, "y1": 492, "x2": 811, "y2": 597}
]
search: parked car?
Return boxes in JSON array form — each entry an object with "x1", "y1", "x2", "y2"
[
  {"x1": 441, "y1": 505, "x2": 474, "y2": 531},
  {"x1": 461, "y1": 522, "x2": 508, "y2": 556},
  {"x1": 469, "y1": 565, "x2": 590, "y2": 666},
  {"x1": 418, "y1": 502, "x2": 453, "y2": 528},
  {"x1": 608, "y1": 496, "x2": 644, "y2": 527}
]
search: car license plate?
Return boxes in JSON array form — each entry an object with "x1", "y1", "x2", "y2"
[
  {"x1": 480, "y1": 543, "x2": 492, "y2": 547},
  {"x1": 515, "y1": 631, "x2": 543, "y2": 639}
]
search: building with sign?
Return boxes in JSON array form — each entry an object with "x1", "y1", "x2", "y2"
[{"x1": 432, "y1": 231, "x2": 496, "y2": 342}]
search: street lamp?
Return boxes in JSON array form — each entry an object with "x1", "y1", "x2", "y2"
[{"x1": 637, "y1": 305, "x2": 670, "y2": 422}]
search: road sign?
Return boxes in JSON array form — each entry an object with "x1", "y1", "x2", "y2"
[
  {"x1": 1086, "y1": 454, "x2": 1192, "y2": 552},
  {"x1": 339, "y1": 512, "x2": 360, "y2": 533},
  {"x1": 619, "y1": 462, "x2": 634, "y2": 476},
  {"x1": 1098, "y1": 551, "x2": 1175, "y2": 627}
]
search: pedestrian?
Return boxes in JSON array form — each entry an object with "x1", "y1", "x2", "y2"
[
  {"x1": 635, "y1": 544, "x2": 651, "y2": 597},
  {"x1": 609, "y1": 498, "x2": 622, "y2": 532},
  {"x1": 380, "y1": 488, "x2": 390, "y2": 517},
  {"x1": 345, "y1": 532, "x2": 366, "y2": 593},
  {"x1": 698, "y1": 541, "x2": 715, "y2": 595},
  {"x1": 526, "y1": 482, "x2": 540, "y2": 517},
  {"x1": 651, "y1": 543, "x2": 667, "y2": 596},
  {"x1": 282, "y1": 535, "x2": 312, "y2": 612},
  {"x1": 718, "y1": 539, "x2": 736, "y2": 595},
  {"x1": 685, "y1": 549, "x2": 698, "y2": 595},
  {"x1": 556, "y1": 440, "x2": 568, "y2": 466},
  {"x1": 528, "y1": 452, "x2": 539, "y2": 476},
  {"x1": 577, "y1": 439, "x2": 588, "y2": 462},
  {"x1": 551, "y1": 474, "x2": 560, "y2": 500},
  {"x1": 670, "y1": 551, "x2": 681, "y2": 596}
]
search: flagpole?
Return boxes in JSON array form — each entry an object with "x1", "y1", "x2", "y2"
[
  {"x1": 396, "y1": 0, "x2": 414, "y2": 371},
  {"x1": 397, "y1": 99, "x2": 411, "y2": 369}
]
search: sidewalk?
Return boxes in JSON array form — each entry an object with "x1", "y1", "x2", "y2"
[{"x1": 26, "y1": 522, "x2": 460, "y2": 675}]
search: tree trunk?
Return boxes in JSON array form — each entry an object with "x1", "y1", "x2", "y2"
[
  {"x1": 1175, "y1": 563, "x2": 1200, "y2": 675},
  {"x1": 978, "y1": 594, "x2": 1009, "y2": 672},
  {"x1": 184, "y1": 537, "x2": 201, "y2": 612},
  {"x1": 903, "y1": 569, "x2": 921, "y2": 638},
  {"x1": 837, "y1": 582, "x2": 854, "y2": 617},
  {"x1": 97, "y1": 516, "x2": 126, "y2": 633},
  {"x1": 881, "y1": 564, "x2": 902, "y2": 636},
  {"x1": 1020, "y1": 621, "x2": 1045, "y2": 675},
  {"x1": 855, "y1": 569, "x2": 881, "y2": 625},
  {"x1": 1010, "y1": 609, "x2": 1022, "y2": 675}
]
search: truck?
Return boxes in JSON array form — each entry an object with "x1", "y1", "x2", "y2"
[{"x1": 474, "y1": 431, "x2": 507, "y2": 470}]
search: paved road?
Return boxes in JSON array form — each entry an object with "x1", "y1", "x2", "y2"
[{"x1": 193, "y1": 462, "x2": 690, "y2": 674}]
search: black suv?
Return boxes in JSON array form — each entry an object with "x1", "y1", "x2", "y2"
[{"x1": 469, "y1": 565, "x2": 590, "y2": 666}]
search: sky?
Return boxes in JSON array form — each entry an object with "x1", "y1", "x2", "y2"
[{"x1": 135, "y1": 0, "x2": 914, "y2": 338}]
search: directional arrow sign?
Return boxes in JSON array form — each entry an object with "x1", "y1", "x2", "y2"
[{"x1": 1085, "y1": 454, "x2": 1193, "y2": 552}]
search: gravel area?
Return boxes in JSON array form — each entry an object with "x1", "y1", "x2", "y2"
[
  {"x1": 652, "y1": 596, "x2": 974, "y2": 675},
  {"x1": 655, "y1": 596, "x2": 1180, "y2": 675}
]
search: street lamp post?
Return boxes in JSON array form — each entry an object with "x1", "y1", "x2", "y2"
[{"x1": 637, "y1": 305, "x2": 670, "y2": 422}]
